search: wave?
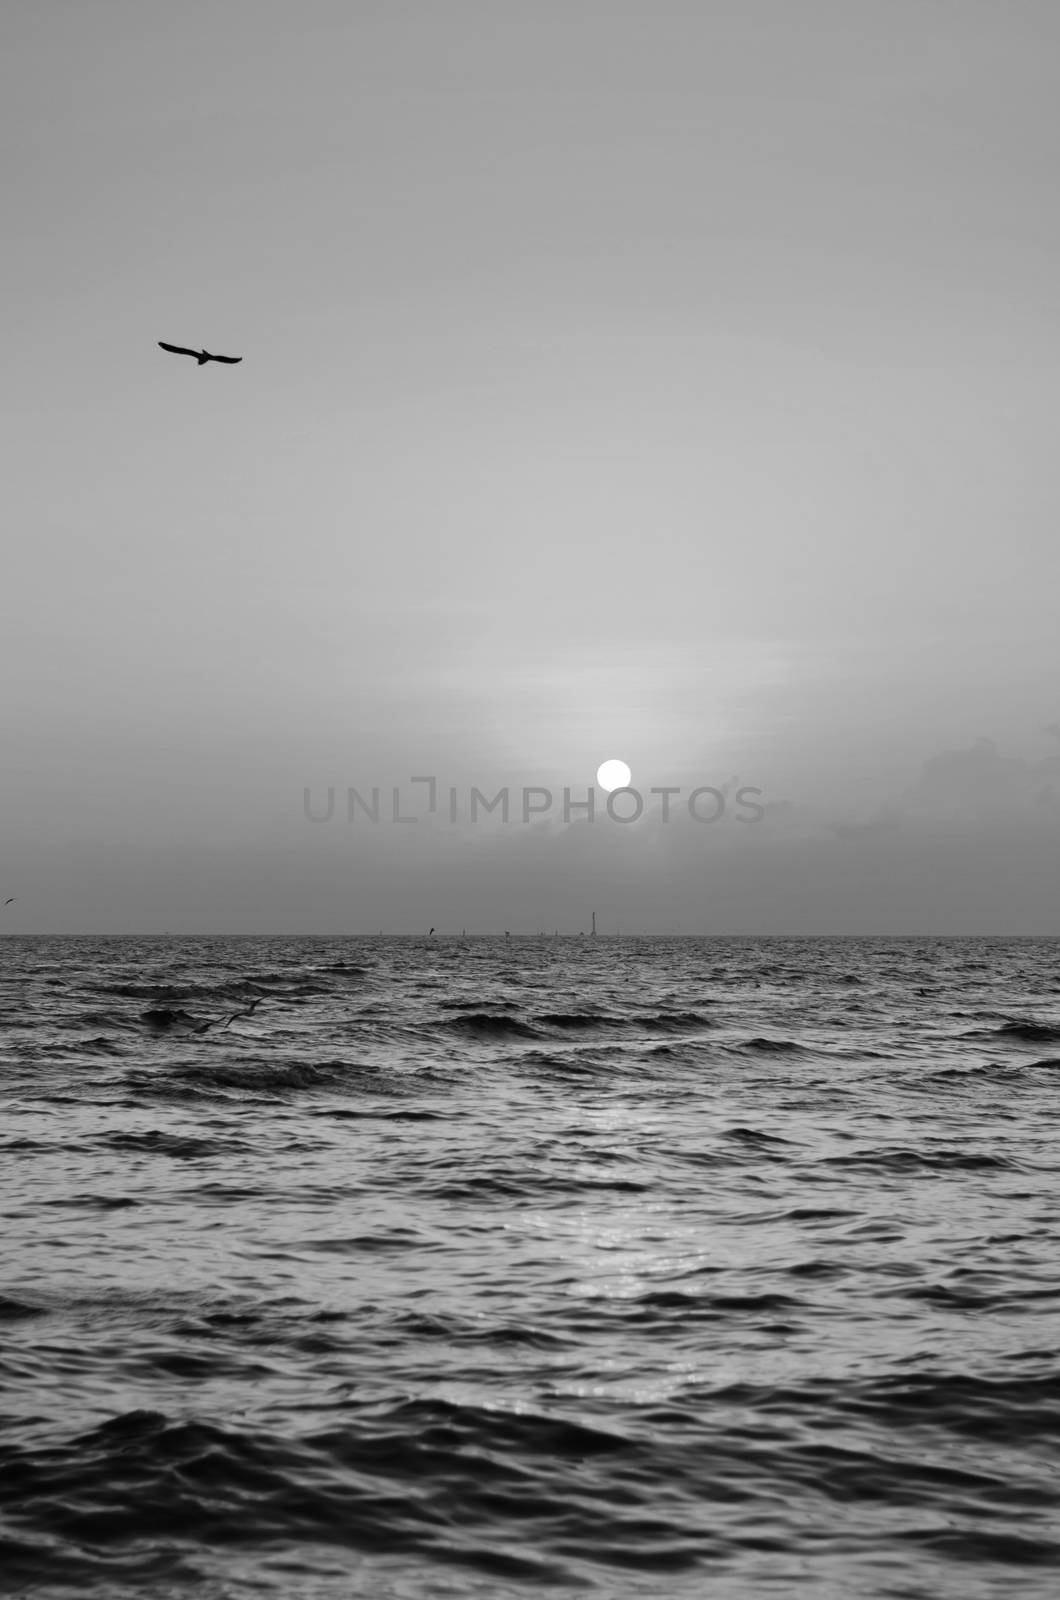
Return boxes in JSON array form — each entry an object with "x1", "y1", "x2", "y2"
[
  {"x1": 824, "y1": 1145, "x2": 1014, "y2": 1173},
  {"x1": 441, "y1": 1013, "x2": 543, "y2": 1041},
  {"x1": 996, "y1": 1019, "x2": 1060, "y2": 1043},
  {"x1": 141, "y1": 1006, "x2": 208, "y2": 1032},
  {"x1": 642, "y1": 1010, "x2": 713, "y2": 1034},
  {"x1": 98, "y1": 1129, "x2": 254, "y2": 1160},
  {"x1": 736, "y1": 1036, "x2": 807, "y2": 1053},
  {"x1": 439, "y1": 997, "x2": 519, "y2": 1011},
  {"x1": 632, "y1": 1288, "x2": 799, "y2": 1321},
  {"x1": 0, "y1": 1294, "x2": 41, "y2": 1321},
  {"x1": 122, "y1": 1056, "x2": 382, "y2": 1103}
]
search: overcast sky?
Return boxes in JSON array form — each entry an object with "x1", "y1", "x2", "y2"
[{"x1": 3, "y1": 1, "x2": 1059, "y2": 932}]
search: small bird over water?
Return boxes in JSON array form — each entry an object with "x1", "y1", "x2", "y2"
[{"x1": 158, "y1": 341, "x2": 242, "y2": 366}]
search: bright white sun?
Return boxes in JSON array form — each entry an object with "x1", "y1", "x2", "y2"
[{"x1": 596, "y1": 758, "x2": 632, "y2": 792}]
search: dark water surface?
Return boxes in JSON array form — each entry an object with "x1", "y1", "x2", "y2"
[{"x1": 2, "y1": 935, "x2": 1060, "y2": 1598}]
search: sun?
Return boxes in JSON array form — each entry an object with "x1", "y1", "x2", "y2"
[{"x1": 596, "y1": 758, "x2": 632, "y2": 792}]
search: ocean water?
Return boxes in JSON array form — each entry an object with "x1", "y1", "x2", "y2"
[{"x1": 2, "y1": 935, "x2": 1060, "y2": 1599}]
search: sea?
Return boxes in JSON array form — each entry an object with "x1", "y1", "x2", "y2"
[{"x1": 2, "y1": 934, "x2": 1060, "y2": 1599}]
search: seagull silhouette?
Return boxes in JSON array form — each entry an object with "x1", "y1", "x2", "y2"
[
  {"x1": 218, "y1": 996, "x2": 262, "y2": 1032},
  {"x1": 3, "y1": 897, "x2": 14, "y2": 906},
  {"x1": 159, "y1": 341, "x2": 242, "y2": 366}
]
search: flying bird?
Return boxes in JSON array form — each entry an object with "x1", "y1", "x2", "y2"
[
  {"x1": 3, "y1": 897, "x2": 14, "y2": 906},
  {"x1": 220, "y1": 996, "x2": 262, "y2": 1032},
  {"x1": 158, "y1": 341, "x2": 242, "y2": 366}
]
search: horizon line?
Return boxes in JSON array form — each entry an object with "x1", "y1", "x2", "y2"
[{"x1": 1, "y1": 931, "x2": 1055, "y2": 941}]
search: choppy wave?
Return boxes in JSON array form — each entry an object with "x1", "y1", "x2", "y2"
[
  {"x1": 2, "y1": 933, "x2": 1060, "y2": 1598},
  {"x1": 996, "y1": 1018, "x2": 1060, "y2": 1043}
]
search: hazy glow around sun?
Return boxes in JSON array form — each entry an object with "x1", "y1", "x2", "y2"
[{"x1": 596, "y1": 758, "x2": 632, "y2": 792}]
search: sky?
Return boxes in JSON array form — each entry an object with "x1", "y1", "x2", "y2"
[{"x1": 2, "y1": 0, "x2": 1059, "y2": 932}]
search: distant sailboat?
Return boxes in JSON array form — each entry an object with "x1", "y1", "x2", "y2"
[{"x1": 591, "y1": 911, "x2": 597, "y2": 937}]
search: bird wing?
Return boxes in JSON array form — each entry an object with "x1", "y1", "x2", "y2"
[
  {"x1": 159, "y1": 341, "x2": 199, "y2": 358},
  {"x1": 209, "y1": 353, "x2": 243, "y2": 364}
]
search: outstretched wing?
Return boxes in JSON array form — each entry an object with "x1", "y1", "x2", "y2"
[
  {"x1": 159, "y1": 341, "x2": 199, "y2": 358},
  {"x1": 210, "y1": 353, "x2": 242, "y2": 364}
]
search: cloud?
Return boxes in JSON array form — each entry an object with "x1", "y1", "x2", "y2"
[{"x1": 831, "y1": 734, "x2": 1060, "y2": 837}]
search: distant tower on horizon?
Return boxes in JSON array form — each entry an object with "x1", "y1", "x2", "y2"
[{"x1": 591, "y1": 911, "x2": 597, "y2": 937}]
